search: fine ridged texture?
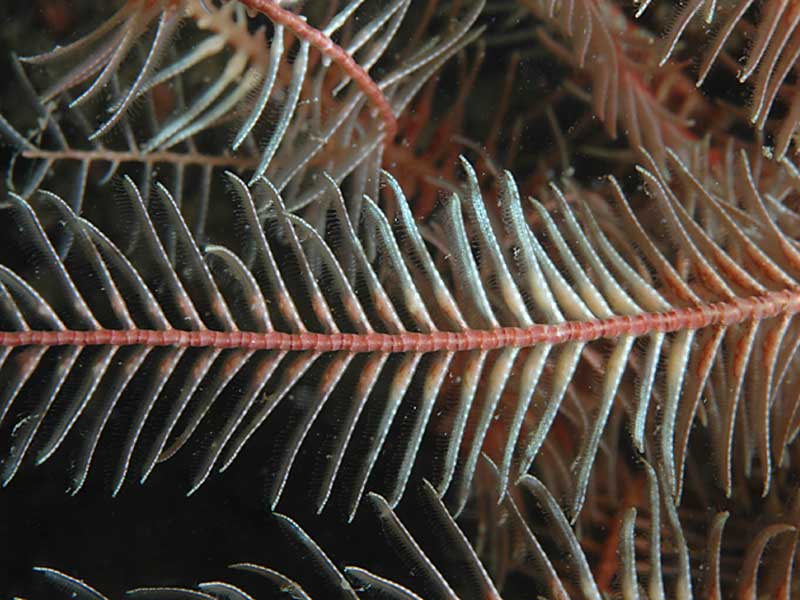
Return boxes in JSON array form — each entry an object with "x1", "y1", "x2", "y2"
[
  {"x1": 518, "y1": 0, "x2": 704, "y2": 170},
  {"x1": 1, "y1": 149, "x2": 799, "y2": 523},
  {"x1": 0, "y1": 0, "x2": 483, "y2": 219},
  {"x1": 4, "y1": 1, "x2": 800, "y2": 599},
  {"x1": 637, "y1": 0, "x2": 800, "y2": 159}
]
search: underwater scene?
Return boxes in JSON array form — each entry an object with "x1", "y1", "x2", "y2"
[{"x1": 1, "y1": 1, "x2": 800, "y2": 598}]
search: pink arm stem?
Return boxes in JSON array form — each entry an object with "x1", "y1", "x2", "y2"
[
  {"x1": 238, "y1": 0, "x2": 398, "y2": 141},
  {"x1": 3, "y1": 289, "x2": 799, "y2": 351}
]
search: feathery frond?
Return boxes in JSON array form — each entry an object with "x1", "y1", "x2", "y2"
[
  {"x1": 518, "y1": 0, "x2": 704, "y2": 169},
  {"x1": 1, "y1": 151, "x2": 798, "y2": 522},
  {"x1": 638, "y1": 0, "x2": 800, "y2": 158},
  {"x1": 2, "y1": 0, "x2": 484, "y2": 214},
  {"x1": 514, "y1": 450, "x2": 800, "y2": 600}
]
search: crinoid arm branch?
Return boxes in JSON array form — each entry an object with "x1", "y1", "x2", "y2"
[
  {"x1": 237, "y1": 0, "x2": 398, "y2": 141},
  {"x1": 2, "y1": 287, "x2": 799, "y2": 350},
  {"x1": 1, "y1": 154, "x2": 799, "y2": 518}
]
